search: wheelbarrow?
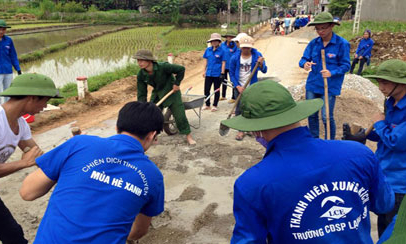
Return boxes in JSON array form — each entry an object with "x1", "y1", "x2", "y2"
[{"x1": 163, "y1": 93, "x2": 205, "y2": 135}]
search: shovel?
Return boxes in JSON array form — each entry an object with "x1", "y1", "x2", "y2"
[
  {"x1": 219, "y1": 61, "x2": 261, "y2": 136},
  {"x1": 156, "y1": 90, "x2": 175, "y2": 106},
  {"x1": 321, "y1": 49, "x2": 331, "y2": 140},
  {"x1": 204, "y1": 88, "x2": 221, "y2": 102}
]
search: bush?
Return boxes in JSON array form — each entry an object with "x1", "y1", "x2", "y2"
[
  {"x1": 63, "y1": 1, "x2": 86, "y2": 13},
  {"x1": 88, "y1": 4, "x2": 98, "y2": 12}
]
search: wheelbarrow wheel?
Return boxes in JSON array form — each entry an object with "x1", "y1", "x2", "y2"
[{"x1": 163, "y1": 109, "x2": 179, "y2": 135}]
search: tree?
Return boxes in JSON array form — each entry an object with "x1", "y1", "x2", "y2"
[{"x1": 329, "y1": 0, "x2": 356, "y2": 17}]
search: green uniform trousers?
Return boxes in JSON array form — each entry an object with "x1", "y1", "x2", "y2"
[{"x1": 156, "y1": 91, "x2": 191, "y2": 135}]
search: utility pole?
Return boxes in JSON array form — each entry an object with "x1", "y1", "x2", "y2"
[
  {"x1": 353, "y1": 0, "x2": 363, "y2": 34},
  {"x1": 238, "y1": 0, "x2": 243, "y2": 33},
  {"x1": 227, "y1": 0, "x2": 231, "y2": 27}
]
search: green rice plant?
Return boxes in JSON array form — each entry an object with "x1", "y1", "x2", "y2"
[
  {"x1": 9, "y1": 22, "x2": 78, "y2": 30},
  {"x1": 164, "y1": 27, "x2": 239, "y2": 54}
]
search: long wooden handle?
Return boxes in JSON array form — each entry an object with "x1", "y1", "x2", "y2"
[
  {"x1": 321, "y1": 49, "x2": 331, "y2": 140},
  {"x1": 156, "y1": 90, "x2": 175, "y2": 106},
  {"x1": 365, "y1": 124, "x2": 374, "y2": 136},
  {"x1": 226, "y1": 61, "x2": 261, "y2": 119}
]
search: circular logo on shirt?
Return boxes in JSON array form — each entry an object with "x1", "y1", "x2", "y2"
[{"x1": 0, "y1": 144, "x2": 16, "y2": 163}]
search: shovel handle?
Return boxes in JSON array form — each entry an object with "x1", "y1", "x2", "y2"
[
  {"x1": 226, "y1": 61, "x2": 261, "y2": 118},
  {"x1": 156, "y1": 90, "x2": 175, "y2": 106},
  {"x1": 321, "y1": 49, "x2": 331, "y2": 140},
  {"x1": 365, "y1": 124, "x2": 374, "y2": 136}
]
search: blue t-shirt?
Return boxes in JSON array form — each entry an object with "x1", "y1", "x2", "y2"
[
  {"x1": 231, "y1": 127, "x2": 394, "y2": 244},
  {"x1": 284, "y1": 18, "x2": 291, "y2": 27},
  {"x1": 203, "y1": 46, "x2": 225, "y2": 77},
  {"x1": 355, "y1": 38, "x2": 374, "y2": 59},
  {"x1": 34, "y1": 134, "x2": 164, "y2": 244},
  {"x1": 0, "y1": 35, "x2": 20, "y2": 74},
  {"x1": 220, "y1": 41, "x2": 238, "y2": 70},
  {"x1": 299, "y1": 33, "x2": 351, "y2": 96},
  {"x1": 367, "y1": 95, "x2": 406, "y2": 194}
]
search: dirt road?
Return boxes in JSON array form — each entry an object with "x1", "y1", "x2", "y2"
[{"x1": 1, "y1": 26, "x2": 381, "y2": 243}]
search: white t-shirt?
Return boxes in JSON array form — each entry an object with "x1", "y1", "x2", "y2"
[
  {"x1": 0, "y1": 106, "x2": 31, "y2": 163},
  {"x1": 239, "y1": 56, "x2": 252, "y2": 87}
]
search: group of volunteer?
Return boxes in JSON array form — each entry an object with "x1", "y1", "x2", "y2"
[{"x1": 0, "y1": 11, "x2": 405, "y2": 244}]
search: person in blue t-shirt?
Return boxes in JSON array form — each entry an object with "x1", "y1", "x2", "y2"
[
  {"x1": 0, "y1": 20, "x2": 22, "y2": 104},
  {"x1": 229, "y1": 35, "x2": 267, "y2": 141},
  {"x1": 350, "y1": 29, "x2": 374, "y2": 75},
  {"x1": 20, "y1": 102, "x2": 165, "y2": 244},
  {"x1": 284, "y1": 17, "x2": 291, "y2": 35},
  {"x1": 362, "y1": 59, "x2": 406, "y2": 237},
  {"x1": 221, "y1": 80, "x2": 394, "y2": 244},
  {"x1": 299, "y1": 12, "x2": 351, "y2": 140},
  {"x1": 220, "y1": 32, "x2": 238, "y2": 102},
  {"x1": 203, "y1": 33, "x2": 226, "y2": 112}
]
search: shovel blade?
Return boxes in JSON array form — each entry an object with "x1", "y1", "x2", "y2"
[{"x1": 219, "y1": 123, "x2": 230, "y2": 136}]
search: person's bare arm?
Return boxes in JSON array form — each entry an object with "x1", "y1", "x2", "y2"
[
  {"x1": 20, "y1": 168, "x2": 56, "y2": 201},
  {"x1": 202, "y1": 59, "x2": 207, "y2": 78},
  {"x1": 18, "y1": 138, "x2": 39, "y2": 152},
  {"x1": 221, "y1": 60, "x2": 226, "y2": 74},
  {"x1": 0, "y1": 146, "x2": 42, "y2": 178},
  {"x1": 127, "y1": 214, "x2": 152, "y2": 241}
]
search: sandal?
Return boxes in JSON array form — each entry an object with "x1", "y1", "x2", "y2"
[
  {"x1": 203, "y1": 106, "x2": 211, "y2": 110},
  {"x1": 235, "y1": 132, "x2": 245, "y2": 141},
  {"x1": 211, "y1": 106, "x2": 218, "y2": 112}
]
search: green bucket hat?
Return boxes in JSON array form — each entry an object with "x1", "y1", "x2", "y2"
[
  {"x1": 222, "y1": 31, "x2": 237, "y2": 38},
  {"x1": 0, "y1": 19, "x2": 11, "y2": 28},
  {"x1": 308, "y1": 12, "x2": 340, "y2": 26},
  {"x1": 0, "y1": 73, "x2": 62, "y2": 98},
  {"x1": 364, "y1": 59, "x2": 406, "y2": 84},
  {"x1": 221, "y1": 80, "x2": 323, "y2": 131},
  {"x1": 133, "y1": 49, "x2": 157, "y2": 62},
  {"x1": 383, "y1": 198, "x2": 406, "y2": 244}
]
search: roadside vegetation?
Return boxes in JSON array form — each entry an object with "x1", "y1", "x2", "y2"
[{"x1": 51, "y1": 63, "x2": 139, "y2": 106}]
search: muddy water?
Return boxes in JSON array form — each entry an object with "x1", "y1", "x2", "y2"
[
  {"x1": 19, "y1": 26, "x2": 171, "y2": 87},
  {"x1": 12, "y1": 25, "x2": 119, "y2": 55}
]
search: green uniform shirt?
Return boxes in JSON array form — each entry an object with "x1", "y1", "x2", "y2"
[{"x1": 137, "y1": 62, "x2": 185, "y2": 107}]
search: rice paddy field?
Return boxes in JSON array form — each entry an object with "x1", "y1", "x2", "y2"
[
  {"x1": 20, "y1": 26, "x2": 172, "y2": 87},
  {"x1": 16, "y1": 25, "x2": 244, "y2": 87}
]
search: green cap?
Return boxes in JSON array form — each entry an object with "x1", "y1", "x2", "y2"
[
  {"x1": 221, "y1": 80, "x2": 323, "y2": 131},
  {"x1": 0, "y1": 73, "x2": 62, "y2": 98},
  {"x1": 0, "y1": 19, "x2": 11, "y2": 28},
  {"x1": 133, "y1": 49, "x2": 157, "y2": 61},
  {"x1": 364, "y1": 59, "x2": 406, "y2": 84},
  {"x1": 308, "y1": 12, "x2": 340, "y2": 26},
  {"x1": 384, "y1": 198, "x2": 406, "y2": 244}
]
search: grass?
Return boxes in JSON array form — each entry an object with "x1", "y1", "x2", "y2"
[
  {"x1": 9, "y1": 22, "x2": 78, "y2": 30},
  {"x1": 50, "y1": 63, "x2": 139, "y2": 106},
  {"x1": 333, "y1": 20, "x2": 406, "y2": 77},
  {"x1": 334, "y1": 20, "x2": 406, "y2": 41}
]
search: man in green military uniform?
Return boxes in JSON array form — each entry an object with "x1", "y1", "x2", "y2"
[{"x1": 135, "y1": 49, "x2": 196, "y2": 145}]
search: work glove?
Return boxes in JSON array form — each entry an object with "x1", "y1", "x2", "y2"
[
  {"x1": 220, "y1": 73, "x2": 226, "y2": 82},
  {"x1": 342, "y1": 123, "x2": 367, "y2": 144},
  {"x1": 17, "y1": 70, "x2": 22, "y2": 75}
]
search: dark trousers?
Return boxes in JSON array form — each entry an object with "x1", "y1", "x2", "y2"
[
  {"x1": 233, "y1": 88, "x2": 242, "y2": 116},
  {"x1": 350, "y1": 57, "x2": 367, "y2": 75},
  {"x1": 378, "y1": 193, "x2": 405, "y2": 237},
  {"x1": 0, "y1": 197, "x2": 28, "y2": 244},
  {"x1": 222, "y1": 69, "x2": 234, "y2": 99},
  {"x1": 204, "y1": 76, "x2": 221, "y2": 107}
]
